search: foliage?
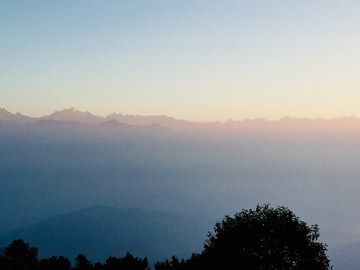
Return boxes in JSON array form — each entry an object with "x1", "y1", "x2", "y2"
[
  {"x1": 0, "y1": 254, "x2": 7, "y2": 269},
  {"x1": 155, "y1": 205, "x2": 332, "y2": 269},
  {"x1": 74, "y1": 254, "x2": 92, "y2": 270},
  {"x1": 199, "y1": 204, "x2": 332, "y2": 269},
  {"x1": 39, "y1": 256, "x2": 71, "y2": 270},
  {"x1": 4, "y1": 239, "x2": 39, "y2": 270},
  {"x1": 154, "y1": 255, "x2": 186, "y2": 270},
  {"x1": 0, "y1": 239, "x2": 150, "y2": 270},
  {"x1": 105, "y1": 252, "x2": 150, "y2": 270}
]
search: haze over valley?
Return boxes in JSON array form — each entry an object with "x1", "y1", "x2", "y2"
[{"x1": 1, "y1": 107, "x2": 360, "y2": 268}]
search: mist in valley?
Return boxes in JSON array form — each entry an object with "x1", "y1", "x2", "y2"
[
  {"x1": 2, "y1": 120, "x2": 360, "y2": 247},
  {"x1": 2, "y1": 112, "x2": 360, "y2": 269}
]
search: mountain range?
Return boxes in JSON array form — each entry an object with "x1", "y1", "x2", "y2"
[
  {"x1": 2, "y1": 106, "x2": 360, "y2": 135},
  {"x1": 0, "y1": 107, "x2": 194, "y2": 130}
]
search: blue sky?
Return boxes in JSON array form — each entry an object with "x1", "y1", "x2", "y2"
[{"x1": 1, "y1": 1, "x2": 360, "y2": 121}]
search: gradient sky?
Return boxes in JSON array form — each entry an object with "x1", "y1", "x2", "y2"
[{"x1": 1, "y1": 1, "x2": 360, "y2": 122}]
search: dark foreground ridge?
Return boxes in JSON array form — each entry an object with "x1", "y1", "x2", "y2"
[
  {"x1": 0, "y1": 206, "x2": 215, "y2": 265},
  {"x1": 0, "y1": 205, "x2": 332, "y2": 270}
]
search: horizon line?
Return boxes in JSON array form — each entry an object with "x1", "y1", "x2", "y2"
[{"x1": 1, "y1": 106, "x2": 358, "y2": 124}]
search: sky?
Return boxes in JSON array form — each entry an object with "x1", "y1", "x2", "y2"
[{"x1": 1, "y1": 0, "x2": 360, "y2": 122}]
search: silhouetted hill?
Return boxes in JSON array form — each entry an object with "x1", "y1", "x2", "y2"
[
  {"x1": 0, "y1": 206, "x2": 216, "y2": 265},
  {"x1": 105, "y1": 112, "x2": 201, "y2": 131},
  {"x1": 0, "y1": 118, "x2": 172, "y2": 145},
  {"x1": 98, "y1": 119, "x2": 171, "y2": 134},
  {"x1": 98, "y1": 119, "x2": 131, "y2": 129},
  {"x1": 30, "y1": 119, "x2": 90, "y2": 130}
]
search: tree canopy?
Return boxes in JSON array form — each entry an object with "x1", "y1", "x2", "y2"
[
  {"x1": 4, "y1": 239, "x2": 39, "y2": 270},
  {"x1": 197, "y1": 204, "x2": 332, "y2": 269},
  {"x1": 0, "y1": 240, "x2": 150, "y2": 270}
]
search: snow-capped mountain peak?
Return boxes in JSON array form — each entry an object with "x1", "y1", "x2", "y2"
[
  {"x1": 0, "y1": 107, "x2": 35, "y2": 122},
  {"x1": 41, "y1": 107, "x2": 104, "y2": 125},
  {"x1": 70, "y1": 106, "x2": 79, "y2": 112}
]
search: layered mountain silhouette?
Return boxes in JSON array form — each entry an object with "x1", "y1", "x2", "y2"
[
  {"x1": 0, "y1": 108, "x2": 173, "y2": 144},
  {"x1": 40, "y1": 107, "x2": 104, "y2": 125},
  {"x1": 2, "y1": 107, "x2": 360, "y2": 137},
  {"x1": 0, "y1": 107, "x2": 35, "y2": 123},
  {"x1": 98, "y1": 119, "x2": 169, "y2": 133},
  {"x1": 0, "y1": 206, "x2": 215, "y2": 265}
]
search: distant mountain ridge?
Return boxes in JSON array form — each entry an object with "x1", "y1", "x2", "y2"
[
  {"x1": 0, "y1": 107, "x2": 36, "y2": 123},
  {"x1": 40, "y1": 106, "x2": 104, "y2": 125},
  {"x1": 2, "y1": 107, "x2": 360, "y2": 136}
]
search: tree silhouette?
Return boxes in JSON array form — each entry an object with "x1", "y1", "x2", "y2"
[
  {"x1": 105, "y1": 252, "x2": 150, "y2": 270},
  {"x1": 4, "y1": 239, "x2": 39, "y2": 270},
  {"x1": 74, "y1": 254, "x2": 92, "y2": 270},
  {"x1": 39, "y1": 255, "x2": 71, "y2": 270},
  {"x1": 93, "y1": 262, "x2": 104, "y2": 270},
  {"x1": 197, "y1": 204, "x2": 332, "y2": 269},
  {"x1": 0, "y1": 253, "x2": 7, "y2": 269},
  {"x1": 154, "y1": 255, "x2": 186, "y2": 270}
]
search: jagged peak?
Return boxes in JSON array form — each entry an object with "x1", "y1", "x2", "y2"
[
  {"x1": 0, "y1": 107, "x2": 13, "y2": 115},
  {"x1": 70, "y1": 106, "x2": 79, "y2": 112}
]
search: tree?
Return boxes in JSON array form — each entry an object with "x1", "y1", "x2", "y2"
[
  {"x1": 0, "y1": 254, "x2": 7, "y2": 269},
  {"x1": 93, "y1": 262, "x2": 104, "y2": 270},
  {"x1": 196, "y1": 204, "x2": 332, "y2": 269},
  {"x1": 74, "y1": 254, "x2": 92, "y2": 270},
  {"x1": 4, "y1": 239, "x2": 39, "y2": 270},
  {"x1": 154, "y1": 255, "x2": 186, "y2": 270},
  {"x1": 39, "y1": 256, "x2": 71, "y2": 270},
  {"x1": 104, "y1": 252, "x2": 150, "y2": 270}
]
